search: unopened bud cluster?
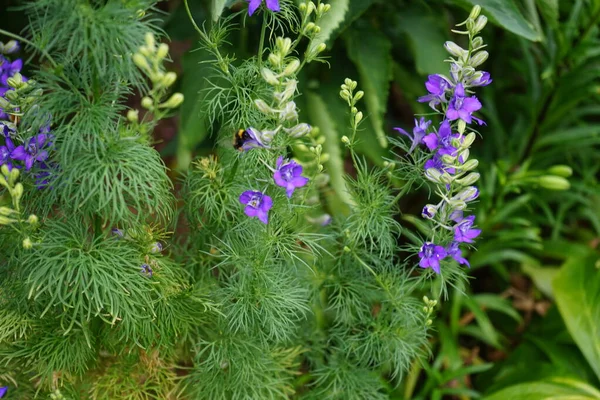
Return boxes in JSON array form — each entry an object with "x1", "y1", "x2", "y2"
[
  {"x1": 298, "y1": 1, "x2": 329, "y2": 62},
  {"x1": 339, "y1": 78, "x2": 364, "y2": 135},
  {"x1": 133, "y1": 32, "x2": 183, "y2": 115}
]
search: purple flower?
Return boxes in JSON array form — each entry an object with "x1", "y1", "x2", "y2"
[
  {"x1": 446, "y1": 83, "x2": 482, "y2": 124},
  {"x1": 422, "y1": 119, "x2": 458, "y2": 157},
  {"x1": 418, "y1": 74, "x2": 452, "y2": 109},
  {"x1": 0, "y1": 144, "x2": 9, "y2": 165},
  {"x1": 1, "y1": 58, "x2": 22, "y2": 85},
  {"x1": 418, "y1": 242, "x2": 447, "y2": 274},
  {"x1": 424, "y1": 153, "x2": 456, "y2": 175},
  {"x1": 454, "y1": 215, "x2": 481, "y2": 243},
  {"x1": 247, "y1": 0, "x2": 280, "y2": 16},
  {"x1": 471, "y1": 72, "x2": 492, "y2": 87},
  {"x1": 0, "y1": 386, "x2": 7, "y2": 398},
  {"x1": 150, "y1": 242, "x2": 163, "y2": 253},
  {"x1": 239, "y1": 190, "x2": 273, "y2": 224},
  {"x1": 10, "y1": 134, "x2": 51, "y2": 170},
  {"x1": 394, "y1": 117, "x2": 431, "y2": 153},
  {"x1": 140, "y1": 263, "x2": 153, "y2": 277},
  {"x1": 111, "y1": 228, "x2": 124, "y2": 237},
  {"x1": 446, "y1": 241, "x2": 470, "y2": 267},
  {"x1": 273, "y1": 156, "x2": 308, "y2": 198},
  {"x1": 237, "y1": 127, "x2": 271, "y2": 151}
]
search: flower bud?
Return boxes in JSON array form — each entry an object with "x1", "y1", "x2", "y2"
[
  {"x1": 127, "y1": 109, "x2": 139, "y2": 122},
  {"x1": 354, "y1": 111, "x2": 363, "y2": 126},
  {"x1": 13, "y1": 182, "x2": 23, "y2": 201},
  {"x1": 162, "y1": 71, "x2": 177, "y2": 87},
  {"x1": 268, "y1": 53, "x2": 281, "y2": 67},
  {"x1": 469, "y1": 5, "x2": 481, "y2": 20},
  {"x1": 141, "y1": 97, "x2": 153, "y2": 109},
  {"x1": 5, "y1": 90, "x2": 17, "y2": 101},
  {"x1": 304, "y1": 22, "x2": 316, "y2": 35},
  {"x1": 471, "y1": 36, "x2": 484, "y2": 49},
  {"x1": 276, "y1": 37, "x2": 292, "y2": 56},
  {"x1": 306, "y1": 213, "x2": 332, "y2": 226},
  {"x1": 547, "y1": 165, "x2": 573, "y2": 178},
  {"x1": 444, "y1": 41, "x2": 466, "y2": 58},
  {"x1": 461, "y1": 159, "x2": 479, "y2": 171},
  {"x1": 306, "y1": 1, "x2": 316, "y2": 16},
  {"x1": 285, "y1": 123, "x2": 312, "y2": 138},
  {"x1": 261, "y1": 68, "x2": 280, "y2": 85},
  {"x1": 7, "y1": 73, "x2": 23, "y2": 88},
  {"x1": 455, "y1": 172, "x2": 480, "y2": 186},
  {"x1": 422, "y1": 204, "x2": 438, "y2": 219},
  {"x1": 3, "y1": 40, "x2": 19, "y2": 54},
  {"x1": 457, "y1": 119, "x2": 466, "y2": 134},
  {"x1": 341, "y1": 135, "x2": 350, "y2": 144},
  {"x1": 453, "y1": 186, "x2": 479, "y2": 202},
  {"x1": 441, "y1": 154, "x2": 456, "y2": 165},
  {"x1": 22, "y1": 237, "x2": 32, "y2": 249},
  {"x1": 0, "y1": 207, "x2": 14, "y2": 216},
  {"x1": 458, "y1": 149, "x2": 470, "y2": 163},
  {"x1": 470, "y1": 51, "x2": 489, "y2": 67},
  {"x1": 306, "y1": 43, "x2": 326, "y2": 59},
  {"x1": 27, "y1": 214, "x2": 39, "y2": 225},
  {"x1": 425, "y1": 168, "x2": 443, "y2": 183},
  {"x1": 133, "y1": 53, "x2": 150, "y2": 71},
  {"x1": 145, "y1": 32, "x2": 156, "y2": 50},
  {"x1": 323, "y1": 4, "x2": 331, "y2": 12},
  {"x1": 280, "y1": 101, "x2": 298, "y2": 122},
  {"x1": 282, "y1": 59, "x2": 300, "y2": 76},
  {"x1": 473, "y1": 16, "x2": 488, "y2": 34},
  {"x1": 344, "y1": 78, "x2": 357, "y2": 90},
  {"x1": 463, "y1": 132, "x2": 476, "y2": 148},
  {"x1": 161, "y1": 93, "x2": 184, "y2": 108},
  {"x1": 441, "y1": 172, "x2": 454, "y2": 184},
  {"x1": 320, "y1": 153, "x2": 330, "y2": 163},
  {"x1": 8, "y1": 166, "x2": 19, "y2": 185},
  {"x1": 538, "y1": 175, "x2": 570, "y2": 190},
  {"x1": 255, "y1": 99, "x2": 275, "y2": 114},
  {"x1": 1, "y1": 164, "x2": 12, "y2": 178},
  {"x1": 339, "y1": 90, "x2": 350, "y2": 101},
  {"x1": 354, "y1": 91, "x2": 364, "y2": 102},
  {"x1": 138, "y1": 45, "x2": 151, "y2": 57},
  {"x1": 156, "y1": 43, "x2": 169, "y2": 59}
]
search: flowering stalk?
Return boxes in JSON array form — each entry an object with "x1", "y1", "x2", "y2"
[{"x1": 395, "y1": 6, "x2": 491, "y2": 273}]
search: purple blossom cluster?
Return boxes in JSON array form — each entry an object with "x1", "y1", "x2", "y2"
[
  {"x1": 394, "y1": 8, "x2": 491, "y2": 274},
  {"x1": 246, "y1": 0, "x2": 280, "y2": 16},
  {"x1": 0, "y1": 40, "x2": 24, "y2": 119},
  {"x1": 239, "y1": 152, "x2": 308, "y2": 225}
]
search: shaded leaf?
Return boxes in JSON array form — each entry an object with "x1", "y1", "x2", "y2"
[
  {"x1": 462, "y1": 0, "x2": 542, "y2": 41},
  {"x1": 483, "y1": 377, "x2": 600, "y2": 400},
  {"x1": 313, "y1": 0, "x2": 350, "y2": 47}
]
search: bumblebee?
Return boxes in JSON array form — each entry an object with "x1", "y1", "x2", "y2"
[{"x1": 233, "y1": 128, "x2": 252, "y2": 151}]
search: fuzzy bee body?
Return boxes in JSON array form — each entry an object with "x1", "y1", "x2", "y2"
[{"x1": 233, "y1": 129, "x2": 252, "y2": 151}]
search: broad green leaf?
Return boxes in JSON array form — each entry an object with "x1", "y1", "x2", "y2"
[
  {"x1": 396, "y1": 9, "x2": 448, "y2": 75},
  {"x1": 461, "y1": 296, "x2": 502, "y2": 349},
  {"x1": 305, "y1": 91, "x2": 353, "y2": 213},
  {"x1": 462, "y1": 0, "x2": 542, "y2": 42},
  {"x1": 553, "y1": 253, "x2": 600, "y2": 381},
  {"x1": 536, "y1": 0, "x2": 559, "y2": 27},
  {"x1": 522, "y1": 262, "x2": 560, "y2": 299},
  {"x1": 176, "y1": 48, "x2": 212, "y2": 170},
  {"x1": 345, "y1": 26, "x2": 392, "y2": 148},
  {"x1": 313, "y1": 0, "x2": 350, "y2": 47},
  {"x1": 483, "y1": 377, "x2": 600, "y2": 400},
  {"x1": 211, "y1": 0, "x2": 227, "y2": 21}
]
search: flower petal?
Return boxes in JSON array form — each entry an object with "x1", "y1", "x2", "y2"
[
  {"x1": 265, "y1": 0, "x2": 280, "y2": 12},
  {"x1": 247, "y1": 0, "x2": 262, "y2": 15}
]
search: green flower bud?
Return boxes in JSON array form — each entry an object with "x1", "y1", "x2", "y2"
[
  {"x1": 473, "y1": 16, "x2": 488, "y2": 34},
  {"x1": 254, "y1": 99, "x2": 274, "y2": 114},
  {"x1": 341, "y1": 135, "x2": 350, "y2": 144},
  {"x1": 261, "y1": 68, "x2": 280, "y2": 85},
  {"x1": 461, "y1": 159, "x2": 479, "y2": 171},
  {"x1": 441, "y1": 154, "x2": 456, "y2": 164},
  {"x1": 425, "y1": 168, "x2": 443, "y2": 183},
  {"x1": 282, "y1": 59, "x2": 301, "y2": 76},
  {"x1": 457, "y1": 119, "x2": 466, "y2": 134},
  {"x1": 0, "y1": 207, "x2": 16, "y2": 216},
  {"x1": 5, "y1": 90, "x2": 17, "y2": 101},
  {"x1": 469, "y1": 5, "x2": 481, "y2": 20},
  {"x1": 463, "y1": 132, "x2": 476, "y2": 148},
  {"x1": 7, "y1": 73, "x2": 23, "y2": 88},
  {"x1": 354, "y1": 90, "x2": 364, "y2": 102},
  {"x1": 285, "y1": 123, "x2": 312, "y2": 138},
  {"x1": 354, "y1": 111, "x2": 363, "y2": 125},
  {"x1": 458, "y1": 149, "x2": 470, "y2": 162},
  {"x1": 138, "y1": 45, "x2": 151, "y2": 57},
  {"x1": 444, "y1": 41, "x2": 466, "y2": 58},
  {"x1": 144, "y1": 32, "x2": 156, "y2": 50},
  {"x1": 538, "y1": 175, "x2": 570, "y2": 190},
  {"x1": 141, "y1": 97, "x2": 154, "y2": 109},
  {"x1": 156, "y1": 43, "x2": 169, "y2": 59},
  {"x1": 133, "y1": 53, "x2": 150, "y2": 71},
  {"x1": 1, "y1": 164, "x2": 12, "y2": 177},
  {"x1": 3, "y1": 40, "x2": 19, "y2": 53},
  {"x1": 27, "y1": 214, "x2": 38, "y2": 225},
  {"x1": 351, "y1": 107, "x2": 358, "y2": 114},
  {"x1": 470, "y1": 51, "x2": 489, "y2": 67},
  {"x1": 276, "y1": 37, "x2": 292, "y2": 56},
  {"x1": 299, "y1": 3, "x2": 307, "y2": 12},
  {"x1": 471, "y1": 36, "x2": 484, "y2": 49},
  {"x1": 22, "y1": 237, "x2": 32, "y2": 249},
  {"x1": 127, "y1": 109, "x2": 139, "y2": 122},
  {"x1": 344, "y1": 78, "x2": 357, "y2": 90},
  {"x1": 160, "y1": 93, "x2": 184, "y2": 109},
  {"x1": 304, "y1": 22, "x2": 316, "y2": 35},
  {"x1": 162, "y1": 71, "x2": 177, "y2": 87},
  {"x1": 0, "y1": 96, "x2": 9, "y2": 108},
  {"x1": 455, "y1": 172, "x2": 480, "y2": 186},
  {"x1": 320, "y1": 153, "x2": 330, "y2": 163},
  {"x1": 339, "y1": 90, "x2": 350, "y2": 101},
  {"x1": 268, "y1": 53, "x2": 281, "y2": 67},
  {"x1": 547, "y1": 165, "x2": 573, "y2": 178},
  {"x1": 306, "y1": 1, "x2": 316, "y2": 16},
  {"x1": 343, "y1": 246, "x2": 351, "y2": 253},
  {"x1": 441, "y1": 172, "x2": 454, "y2": 184},
  {"x1": 323, "y1": 4, "x2": 331, "y2": 12},
  {"x1": 13, "y1": 182, "x2": 23, "y2": 201}
]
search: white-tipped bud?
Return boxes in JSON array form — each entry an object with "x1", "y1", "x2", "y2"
[
  {"x1": 341, "y1": 135, "x2": 350, "y2": 144},
  {"x1": 539, "y1": 175, "x2": 570, "y2": 190},
  {"x1": 453, "y1": 186, "x2": 480, "y2": 202},
  {"x1": 463, "y1": 132, "x2": 476, "y2": 148},
  {"x1": 144, "y1": 32, "x2": 156, "y2": 50},
  {"x1": 138, "y1": 45, "x2": 151, "y2": 57},
  {"x1": 344, "y1": 78, "x2": 357, "y2": 90},
  {"x1": 471, "y1": 36, "x2": 484, "y2": 49},
  {"x1": 353, "y1": 90, "x2": 364, "y2": 102},
  {"x1": 13, "y1": 182, "x2": 23, "y2": 201},
  {"x1": 422, "y1": 204, "x2": 438, "y2": 219},
  {"x1": 547, "y1": 165, "x2": 573, "y2": 178},
  {"x1": 470, "y1": 51, "x2": 489, "y2": 67},
  {"x1": 457, "y1": 119, "x2": 467, "y2": 134},
  {"x1": 354, "y1": 111, "x2": 363, "y2": 125},
  {"x1": 323, "y1": 4, "x2": 331, "y2": 13},
  {"x1": 306, "y1": 1, "x2": 316, "y2": 16},
  {"x1": 282, "y1": 59, "x2": 301, "y2": 76},
  {"x1": 304, "y1": 22, "x2": 317, "y2": 34},
  {"x1": 276, "y1": 37, "x2": 292, "y2": 56},
  {"x1": 461, "y1": 159, "x2": 479, "y2": 171},
  {"x1": 162, "y1": 71, "x2": 177, "y2": 87},
  {"x1": 22, "y1": 237, "x2": 32, "y2": 249},
  {"x1": 306, "y1": 43, "x2": 326, "y2": 59},
  {"x1": 161, "y1": 93, "x2": 184, "y2": 108},
  {"x1": 306, "y1": 213, "x2": 332, "y2": 226},
  {"x1": 473, "y1": 16, "x2": 488, "y2": 34},
  {"x1": 254, "y1": 99, "x2": 275, "y2": 114},
  {"x1": 456, "y1": 172, "x2": 480, "y2": 186},
  {"x1": 7, "y1": 73, "x2": 23, "y2": 88},
  {"x1": 127, "y1": 109, "x2": 139, "y2": 123},
  {"x1": 444, "y1": 41, "x2": 466, "y2": 58},
  {"x1": 285, "y1": 123, "x2": 312, "y2": 138},
  {"x1": 441, "y1": 172, "x2": 454, "y2": 184},
  {"x1": 27, "y1": 214, "x2": 39, "y2": 225},
  {"x1": 469, "y1": 5, "x2": 481, "y2": 20},
  {"x1": 3, "y1": 40, "x2": 19, "y2": 54},
  {"x1": 274, "y1": 79, "x2": 298, "y2": 104},
  {"x1": 441, "y1": 154, "x2": 456, "y2": 165},
  {"x1": 133, "y1": 53, "x2": 150, "y2": 71},
  {"x1": 458, "y1": 149, "x2": 470, "y2": 163},
  {"x1": 141, "y1": 97, "x2": 154, "y2": 109},
  {"x1": 261, "y1": 68, "x2": 280, "y2": 85},
  {"x1": 425, "y1": 168, "x2": 443, "y2": 183},
  {"x1": 340, "y1": 90, "x2": 351, "y2": 101},
  {"x1": 268, "y1": 53, "x2": 281, "y2": 67},
  {"x1": 280, "y1": 101, "x2": 298, "y2": 122},
  {"x1": 156, "y1": 43, "x2": 169, "y2": 59}
]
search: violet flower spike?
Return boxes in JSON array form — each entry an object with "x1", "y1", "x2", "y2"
[
  {"x1": 239, "y1": 190, "x2": 273, "y2": 224},
  {"x1": 446, "y1": 83, "x2": 482, "y2": 124},
  {"x1": 247, "y1": 0, "x2": 280, "y2": 16},
  {"x1": 273, "y1": 156, "x2": 309, "y2": 198},
  {"x1": 0, "y1": 58, "x2": 22, "y2": 85},
  {"x1": 418, "y1": 74, "x2": 453, "y2": 110},
  {"x1": 471, "y1": 71, "x2": 492, "y2": 87},
  {"x1": 394, "y1": 117, "x2": 431, "y2": 153},
  {"x1": 454, "y1": 215, "x2": 481, "y2": 243},
  {"x1": 422, "y1": 119, "x2": 458, "y2": 157},
  {"x1": 418, "y1": 242, "x2": 447, "y2": 274},
  {"x1": 10, "y1": 134, "x2": 52, "y2": 170},
  {"x1": 446, "y1": 242, "x2": 470, "y2": 267}
]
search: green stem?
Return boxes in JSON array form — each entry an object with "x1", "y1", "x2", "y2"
[
  {"x1": 0, "y1": 28, "x2": 57, "y2": 67},
  {"x1": 257, "y1": 13, "x2": 268, "y2": 69}
]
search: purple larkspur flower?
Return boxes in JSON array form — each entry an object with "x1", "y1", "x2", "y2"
[
  {"x1": 418, "y1": 242, "x2": 447, "y2": 274},
  {"x1": 446, "y1": 83, "x2": 482, "y2": 124},
  {"x1": 422, "y1": 119, "x2": 459, "y2": 157},
  {"x1": 140, "y1": 263, "x2": 153, "y2": 277},
  {"x1": 238, "y1": 127, "x2": 271, "y2": 151},
  {"x1": 446, "y1": 241, "x2": 470, "y2": 267},
  {"x1": 0, "y1": 58, "x2": 22, "y2": 85},
  {"x1": 424, "y1": 153, "x2": 456, "y2": 175},
  {"x1": 471, "y1": 71, "x2": 492, "y2": 87},
  {"x1": 454, "y1": 215, "x2": 481, "y2": 243},
  {"x1": 239, "y1": 190, "x2": 272, "y2": 224},
  {"x1": 0, "y1": 386, "x2": 7, "y2": 398},
  {"x1": 394, "y1": 117, "x2": 431, "y2": 153},
  {"x1": 418, "y1": 74, "x2": 453, "y2": 109},
  {"x1": 10, "y1": 134, "x2": 52, "y2": 170},
  {"x1": 273, "y1": 156, "x2": 308, "y2": 198},
  {"x1": 247, "y1": 0, "x2": 280, "y2": 16}
]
